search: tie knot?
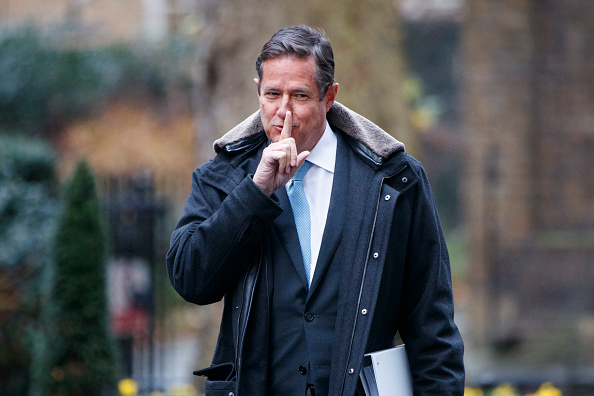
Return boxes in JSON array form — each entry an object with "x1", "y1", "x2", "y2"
[{"x1": 292, "y1": 161, "x2": 310, "y2": 182}]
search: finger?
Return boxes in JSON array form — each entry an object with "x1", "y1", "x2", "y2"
[
  {"x1": 280, "y1": 111, "x2": 292, "y2": 140},
  {"x1": 264, "y1": 147, "x2": 286, "y2": 162},
  {"x1": 289, "y1": 139, "x2": 298, "y2": 170},
  {"x1": 266, "y1": 141, "x2": 293, "y2": 174},
  {"x1": 263, "y1": 146, "x2": 288, "y2": 174},
  {"x1": 284, "y1": 144, "x2": 294, "y2": 174},
  {"x1": 278, "y1": 158, "x2": 286, "y2": 174},
  {"x1": 287, "y1": 146, "x2": 295, "y2": 173},
  {"x1": 281, "y1": 137, "x2": 295, "y2": 174},
  {"x1": 287, "y1": 151, "x2": 310, "y2": 179},
  {"x1": 278, "y1": 111, "x2": 295, "y2": 170}
]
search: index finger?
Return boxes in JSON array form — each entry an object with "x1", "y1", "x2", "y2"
[{"x1": 280, "y1": 111, "x2": 292, "y2": 140}]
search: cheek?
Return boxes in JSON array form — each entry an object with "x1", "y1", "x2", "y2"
[
  {"x1": 258, "y1": 100, "x2": 266, "y2": 115},
  {"x1": 260, "y1": 103, "x2": 276, "y2": 122}
]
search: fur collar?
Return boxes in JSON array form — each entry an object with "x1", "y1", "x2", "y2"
[{"x1": 213, "y1": 102, "x2": 405, "y2": 158}]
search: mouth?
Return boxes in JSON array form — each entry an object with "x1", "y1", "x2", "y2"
[{"x1": 273, "y1": 124, "x2": 297, "y2": 132}]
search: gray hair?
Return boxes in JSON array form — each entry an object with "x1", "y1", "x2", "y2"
[{"x1": 256, "y1": 25, "x2": 335, "y2": 101}]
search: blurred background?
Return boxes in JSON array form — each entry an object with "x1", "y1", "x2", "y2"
[{"x1": 0, "y1": 0, "x2": 593, "y2": 395}]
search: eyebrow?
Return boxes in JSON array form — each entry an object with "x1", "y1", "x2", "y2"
[{"x1": 262, "y1": 86, "x2": 312, "y2": 94}]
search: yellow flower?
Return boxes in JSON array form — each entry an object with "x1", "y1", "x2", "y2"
[
  {"x1": 168, "y1": 383, "x2": 198, "y2": 396},
  {"x1": 118, "y1": 378, "x2": 138, "y2": 396},
  {"x1": 532, "y1": 382, "x2": 562, "y2": 396},
  {"x1": 464, "y1": 386, "x2": 484, "y2": 396},
  {"x1": 491, "y1": 383, "x2": 520, "y2": 396}
]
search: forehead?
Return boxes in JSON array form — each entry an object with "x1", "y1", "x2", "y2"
[{"x1": 260, "y1": 56, "x2": 318, "y2": 89}]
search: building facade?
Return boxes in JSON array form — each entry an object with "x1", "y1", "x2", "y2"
[
  {"x1": 0, "y1": 0, "x2": 195, "y2": 44},
  {"x1": 463, "y1": 0, "x2": 594, "y2": 366}
]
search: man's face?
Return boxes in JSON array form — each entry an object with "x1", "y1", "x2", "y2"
[{"x1": 257, "y1": 56, "x2": 338, "y2": 153}]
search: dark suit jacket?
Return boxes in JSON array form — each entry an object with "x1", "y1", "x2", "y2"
[
  {"x1": 167, "y1": 105, "x2": 464, "y2": 395},
  {"x1": 265, "y1": 133, "x2": 349, "y2": 395}
]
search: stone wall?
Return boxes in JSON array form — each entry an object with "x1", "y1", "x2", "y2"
[{"x1": 462, "y1": 0, "x2": 594, "y2": 364}]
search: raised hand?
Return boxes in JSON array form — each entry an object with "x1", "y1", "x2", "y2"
[{"x1": 253, "y1": 111, "x2": 310, "y2": 196}]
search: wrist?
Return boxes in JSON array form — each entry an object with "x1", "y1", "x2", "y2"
[{"x1": 252, "y1": 174, "x2": 275, "y2": 196}]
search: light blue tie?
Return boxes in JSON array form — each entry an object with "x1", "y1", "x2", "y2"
[{"x1": 287, "y1": 161, "x2": 312, "y2": 286}]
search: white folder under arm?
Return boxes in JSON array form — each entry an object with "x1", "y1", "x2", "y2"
[{"x1": 359, "y1": 345, "x2": 413, "y2": 396}]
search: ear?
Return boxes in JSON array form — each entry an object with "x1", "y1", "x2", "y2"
[
  {"x1": 324, "y1": 83, "x2": 339, "y2": 112},
  {"x1": 254, "y1": 78, "x2": 260, "y2": 97}
]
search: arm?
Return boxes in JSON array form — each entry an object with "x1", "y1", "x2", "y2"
[
  {"x1": 398, "y1": 166, "x2": 465, "y2": 395},
  {"x1": 167, "y1": 112, "x2": 309, "y2": 306},
  {"x1": 166, "y1": 169, "x2": 282, "y2": 305}
]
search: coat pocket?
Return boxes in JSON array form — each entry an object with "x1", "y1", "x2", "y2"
[
  {"x1": 193, "y1": 362, "x2": 235, "y2": 381},
  {"x1": 194, "y1": 362, "x2": 237, "y2": 395},
  {"x1": 204, "y1": 379, "x2": 237, "y2": 396}
]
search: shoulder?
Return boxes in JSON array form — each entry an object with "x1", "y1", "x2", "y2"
[
  {"x1": 327, "y1": 102, "x2": 405, "y2": 160},
  {"x1": 213, "y1": 110, "x2": 264, "y2": 153},
  {"x1": 193, "y1": 132, "x2": 266, "y2": 189}
]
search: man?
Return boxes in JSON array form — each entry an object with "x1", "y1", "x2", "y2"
[{"x1": 167, "y1": 25, "x2": 464, "y2": 395}]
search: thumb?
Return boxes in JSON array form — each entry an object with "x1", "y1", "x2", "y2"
[{"x1": 296, "y1": 151, "x2": 310, "y2": 167}]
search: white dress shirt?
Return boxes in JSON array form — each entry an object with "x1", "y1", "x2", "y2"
[{"x1": 286, "y1": 121, "x2": 336, "y2": 283}]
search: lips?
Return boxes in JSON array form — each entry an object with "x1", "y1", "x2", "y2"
[{"x1": 273, "y1": 124, "x2": 297, "y2": 131}]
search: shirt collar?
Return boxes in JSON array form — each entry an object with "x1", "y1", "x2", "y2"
[{"x1": 307, "y1": 121, "x2": 336, "y2": 173}]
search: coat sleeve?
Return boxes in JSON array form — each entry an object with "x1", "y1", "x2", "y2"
[
  {"x1": 166, "y1": 166, "x2": 282, "y2": 305},
  {"x1": 398, "y1": 165, "x2": 465, "y2": 395}
]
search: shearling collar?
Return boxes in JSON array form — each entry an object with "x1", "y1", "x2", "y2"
[{"x1": 213, "y1": 102, "x2": 405, "y2": 159}]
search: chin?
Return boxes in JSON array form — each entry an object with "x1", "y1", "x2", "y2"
[{"x1": 268, "y1": 133, "x2": 281, "y2": 143}]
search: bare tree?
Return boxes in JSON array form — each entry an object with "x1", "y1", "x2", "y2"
[{"x1": 192, "y1": 0, "x2": 411, "y2": 164}]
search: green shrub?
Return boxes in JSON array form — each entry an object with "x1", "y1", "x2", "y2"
[
  {"x1": 0, "y1": 134, "x2": 57, "y2": 267},
  {"x1": 30, "y1": 161, "x2": 117, "y2": 396},
  {"x1": 0, "y1": 134, "x2": 57, "y2": 395}
]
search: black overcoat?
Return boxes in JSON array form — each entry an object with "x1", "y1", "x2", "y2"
[{"x1": 167, "y1": 103, "x2": 464, "y2": 395}]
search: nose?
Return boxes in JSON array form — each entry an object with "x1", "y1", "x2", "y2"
[{"x1": 276, "y1": 94, "x2": 292, "y2": 118}]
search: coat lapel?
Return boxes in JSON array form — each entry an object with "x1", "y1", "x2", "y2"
[{"x1": 307, "y1": 133, "x2": 349, "y2": 297}]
